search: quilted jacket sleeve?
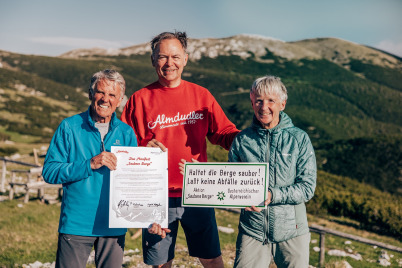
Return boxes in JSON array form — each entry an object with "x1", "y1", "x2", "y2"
[{"x1": 270, "y1": 133, "x2": 317, "y2": 205}]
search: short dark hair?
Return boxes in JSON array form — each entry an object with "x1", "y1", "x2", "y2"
[{"x1": 150, "y1": 31, "x2": 187, "y2": 60}]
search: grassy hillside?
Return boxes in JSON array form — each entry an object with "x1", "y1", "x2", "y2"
[
  {"x1": 1, "y1": 50, "x2": 401, "y2": 139},
  {"x1": 317, "y1": 136, "x2": 402, "y2": 195},
  {"x1": 1, "y1": 49, "x2": 401, "y2": 174},
  {"x1": 311, "y1": 171, "x2": 401, "y2": 239},
  {"x1": 0, "y1": 42, "x2": 401, "y2": 239}
]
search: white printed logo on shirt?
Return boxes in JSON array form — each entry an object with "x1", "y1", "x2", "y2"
[{"x1": 148, "y1": 111, "x2": 204, "y2": 130}]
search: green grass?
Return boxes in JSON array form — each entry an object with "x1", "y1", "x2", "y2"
[
  {"x1": 0, "y1": 197, "x2": 401, "y2": 267},
  {"x1": 0, "y1": 126, "x2": 42, "y2": 144},
  {"x1": 0, "y1": 199, "x2": 60, "y2": 267}
]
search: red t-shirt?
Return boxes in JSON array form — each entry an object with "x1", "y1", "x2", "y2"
[{"x1": 121, "y1": 80, "x2": 239, "y2": 197}]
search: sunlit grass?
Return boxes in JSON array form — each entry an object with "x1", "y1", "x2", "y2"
[
  {"x1": 0, "y1": 198, "x2": 401, "y2": 267},
  {"x1": 0, "y1": 126, "x2": 42, "y2": 144}
]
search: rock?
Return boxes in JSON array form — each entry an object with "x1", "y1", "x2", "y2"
[
  {"x1": 123, "y1": 255, "x2": 134, "y2": 264},
  {"x1": 125, "y1": 249, "x2": 136, "y2": 254},
  {"x1": 218, "y1": 226, "x2": 235, "y2": 234},
  {"x1": 28, "y1": 261, "x2": 43, "y2": 268},
  {"x1": 378, "y1": 258, "x2": 391, "y2": 266},
  {"x1": 328, "y1": 249, "x2": 362, "y2": 261},
  {"x1": 313, "y1": 246, "x2": 320, "y2": 252},
  {"x1": 87, "y1": 250, "x2": 95, "y2": 264},
  {"x1": 23, "y1": 261, "x2": 55, "y2": 268},
  {"x1": 10, "y1": 153, "x2": 21, "y2": 160},
  {"x1": 378, "y1": 250, "x2": 391, "y2": 266},
  {"x1": 379, "y1": 250, "x2": 390, "y2": 260}
]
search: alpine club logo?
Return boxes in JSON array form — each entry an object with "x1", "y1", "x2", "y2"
[{"x1": 217, "y1": 191, "x2": 226, "y2": 201}]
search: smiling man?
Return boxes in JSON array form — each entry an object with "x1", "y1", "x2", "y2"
[
  {"x1": 229, "y1": 76, "x2": 317, "y2": 268},
  {"x1": 121, "y1": 31, "x2": 239, "y2": 268},
  {"x1": 43, "y1": 69, "x2": 138, "y2": 268}
]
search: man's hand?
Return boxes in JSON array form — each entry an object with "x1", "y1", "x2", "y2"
[
  {"x1": 244, "y1": 191, "x2": 272, "y2": 212},
  {"x1": 179, "y1": 158, "x2": 199, "y2": 175},
  {"x1": 148, "y1": 223, "x2": 171, "y2": 239},
  {"x1": 90, "y1": 152, "x2": 117, "y2": 170},
  {"x1": 147, "y1": 139, "x2": 167, "y2": 152}
]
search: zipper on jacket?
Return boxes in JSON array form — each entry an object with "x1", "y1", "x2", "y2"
[
  {"x1": 102, "y1": 125, "x2": 113, "y2": 151},
  {"x1": 98, "y1": 122, "x2": 112, "y2": 153},
  {"x1": 101, "y1": 140, "x2": 105, "y2": 152},
  {"x1": 262, "y1": 130, "x2": 271, "y2": 244}
]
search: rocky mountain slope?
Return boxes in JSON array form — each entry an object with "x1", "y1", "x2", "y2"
[{"x1": 60, "y1": 34, "x2": 402, "y2": 69}]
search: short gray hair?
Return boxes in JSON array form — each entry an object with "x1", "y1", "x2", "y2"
[
  {"x1": 150, "y1": 31, "x2": 188, "y2": 61},
  {"x1": 250, "y1": 75, "x2": 288, "y2": 102},
  {"x1": 89, "y1": 69, "x2": 125, "y2": 99}
]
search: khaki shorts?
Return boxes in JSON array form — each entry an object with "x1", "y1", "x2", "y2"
[{"x1": 234, "y1": 232, "x2": 311, "y2": 268}]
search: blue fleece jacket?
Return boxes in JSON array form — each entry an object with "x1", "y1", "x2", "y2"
[{"x1": 43, "y1": 107, "x2": 137, "y2": 236}]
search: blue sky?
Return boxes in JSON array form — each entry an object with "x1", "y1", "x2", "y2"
[{"x1": 1, "y1": 0, "x2": 401, "y2": 57}]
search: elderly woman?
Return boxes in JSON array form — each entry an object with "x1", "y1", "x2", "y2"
[{"x1": 229, "y1": 75, "x2": 317, "y2": 268}]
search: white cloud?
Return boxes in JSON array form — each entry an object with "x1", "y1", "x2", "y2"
[
  {"x1": 29, "y1": 36, "x2": 132, "y2": 49},
  {"x1": 375, "y1": 40, "x2": 402, "y2": 58}
]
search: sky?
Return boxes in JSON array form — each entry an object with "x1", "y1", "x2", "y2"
[{"x1": 1, "y1": 0, "x2": 402, "y2": 57}]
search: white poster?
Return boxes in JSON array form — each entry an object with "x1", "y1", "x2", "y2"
[
  {"x1": 109, "y1": 146, "x2": 168, "y2": 228},
  {"x1": 182, "y1": 162, "x2": 268, "y2": 208}
]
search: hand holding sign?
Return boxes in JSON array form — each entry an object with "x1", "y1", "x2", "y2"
[
  {"x1": 91, "y1": 151, "x2": 117, "y2": 170},
  {"x1": 179, "y1": 158, "x2": 199, "y2": 175},
  {"x1": 146, "y1": 139, "x2": 167, "y2": 152},
  {"x1": 245, "y1": 191, "x2": 272, "y2": 212},
  {"x1": 182, "y1": 163, "x2": 268, "y2": 208}
]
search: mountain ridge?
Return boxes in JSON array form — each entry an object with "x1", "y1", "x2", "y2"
[{"x1": 59, "y1": 34, "x2": 402, "y2": 70}]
